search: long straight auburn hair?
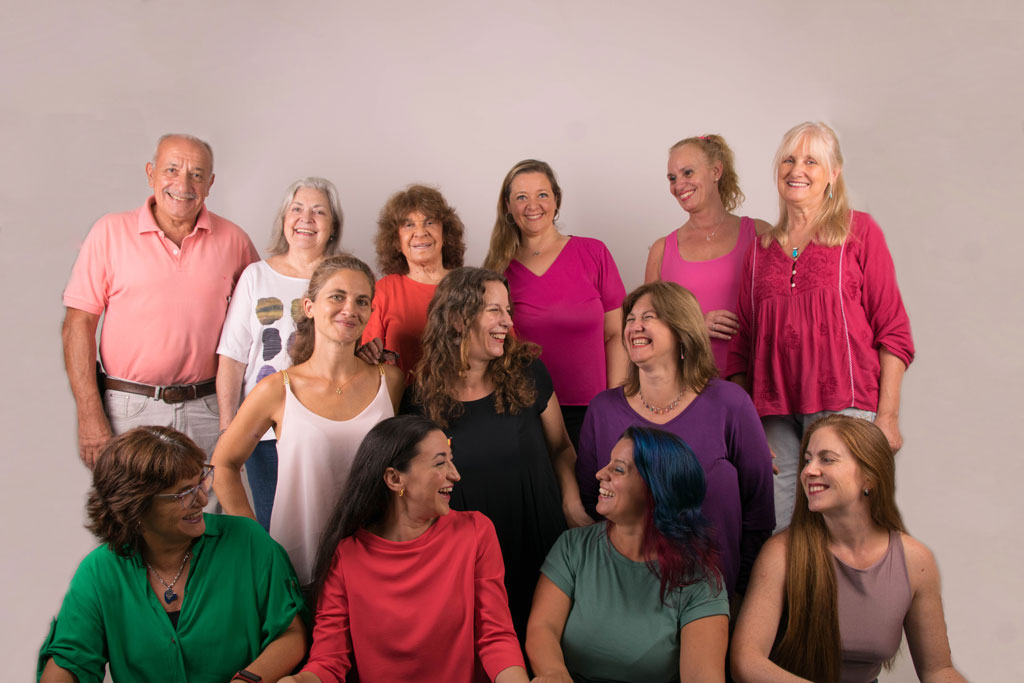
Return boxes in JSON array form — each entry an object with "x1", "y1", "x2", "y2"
[{"x1": 773, "y1": 414, "x2": 906, "y2": 682}]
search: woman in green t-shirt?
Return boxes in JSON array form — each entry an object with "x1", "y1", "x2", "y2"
[{"x1": 526, "y1": 426, "x2": 729, "y2": 683}]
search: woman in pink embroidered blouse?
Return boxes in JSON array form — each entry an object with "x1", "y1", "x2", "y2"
[
  {"x1": 644, "y1": 134, "x2": 771, "y2": 372},
  {"x1": 726, "y1": 122, "x2": 914, "y2": 532}
]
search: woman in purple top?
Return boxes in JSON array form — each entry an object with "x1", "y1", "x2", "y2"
[
  {"x1": 644, "y1": 135, "x2": 771, "y2": 372},
  {"x1": 732, "y1": 415, "x2": 965, "y2": 683},
  {"x1": 484, "y1": 159, "x2": 628, "y2": 449},
  {"x1": 576, "y1": 280, "x2": 775, "y2": 598}
]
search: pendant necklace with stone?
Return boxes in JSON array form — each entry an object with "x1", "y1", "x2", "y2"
[{"x1": 146, "y1": 551, "x2": 191, "y2": 604}]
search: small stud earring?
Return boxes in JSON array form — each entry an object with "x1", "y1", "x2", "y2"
[
  {"x1": 398, "y1": 488, "x2": 405, "y2": 497},
  {"x1": 863, "y1": 488, "x2": 870, "y2": 496}
]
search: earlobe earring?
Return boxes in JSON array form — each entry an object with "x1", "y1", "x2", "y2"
[
  {"x1": 398, "y1": 488, "x2": 405, "y2": 497},
  {"x1": 863, "y1": 488, "x2": 870, "y2": 496}
]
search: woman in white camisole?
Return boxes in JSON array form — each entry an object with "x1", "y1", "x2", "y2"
[{"x1": 213, "y1": 255, "x2": 405, "y2": 585}]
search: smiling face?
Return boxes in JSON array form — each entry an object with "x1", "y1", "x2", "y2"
[
  {"x1": 801, "y1": 426, "x2": 871, "y2": 515},
  {"x1": 777, "y1": 135, "x2": 839, "y2": 210},
  {"x1": 284, "y1": 187, "x2": 333, "y2": 254},
  {"x1": 303, "y1": 268, "x2": 374, "y2": 344},
  {"x1": 397, "y1": 429, "x2": 461, "y2": 522},
  {"x1": 624, "y1": 293, "x2": 680, "y2": 367},
  {"x1": 667, "y1": 144, "x2": 722, "y2": 213},
  {"x1": 140, "y1": 471, "x2": 208, "y2": 547},
  {"x1": 465, "y1": 280, "x2": 513, "y2": 365},
  {"x1": 398, "y1": 210, "x2": 444, "y2": 269},
  {"x1": 506, "y1": 172, "x2": 558, "y2": 237},
  {"x1": 146, "y1": 136, "x2": 214, "y2": 229},
  {"x1": 596, "y1": 438, "x2": 648, "y2": 524}
]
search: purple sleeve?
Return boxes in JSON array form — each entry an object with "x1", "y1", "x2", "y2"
[
  {"x1": 855, "y1": 213, "x2": 915, "y2": 367},
  {"x1": 723, "y1": 384, "x2": 775, "y2": 591},
  {"x1": 576, "y1": 404, "x2": 601, "y2": 518},
  {"x1": 725, "y1": 239, "x2": 756, "y2": 379}
]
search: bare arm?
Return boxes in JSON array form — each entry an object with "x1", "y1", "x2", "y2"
[
  {"x1": 902, "y1": 535, "x2": 967, "y2": 683},
  {"x1": 680, "y1": 615, "x2": 729, "y2": 683},
  {"x1": 278, "y1": 674, "x2": 321, "y2": 683},
  {"x1": 211, "y1": 373, "x2": 281, "y2": 520},
  {"x1": 731, "y1": 534, "x2": 809, "y2": 682},
  {"x1": 874, "y1": 347, "x2": 907, "y2": 453},
  {"x1": 644, "y1": 236, "x2": 666, "y2": 284},
  {"x1": 603, "y1": 308, "x2": 628, "y2": 390},
  {"x1": 540, "y1": 393, "x2": 594, "y2": 529},
  {"x1": 216, "y1": 355, "x2": 247, "y2": 431},
  {"x1": 525, "y1": 575, "x2": 575, "y2": 683},
  {"x1": 239, "y1": 614, "x2": 307, "y2": 682},
  {"x1": 382, "y1": 363, "x2": 405, "y2": 414},
  {"x1": 493, "y1": 665, "x2": 530, "y2": 683},
  {"x1": 39, "y1": 659, "x2": 77, "y2": 683},
  {"x1": 62, "y1": 307, "x2": 112, "y2": 468}
]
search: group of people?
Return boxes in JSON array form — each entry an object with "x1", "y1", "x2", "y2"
[{"x1": 40, "y1": 124, "x2": 964, "y2": 682}]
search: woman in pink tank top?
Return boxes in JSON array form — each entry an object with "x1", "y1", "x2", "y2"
[
  {"x1": 644, "y1": 134, "x2": 770, "y2": 371},
  {"x1": 212, "y1": 255, "x2": 405, "y2": 584},
  {"x1": 732, "y1": 415, "x2": 966, "y2": 683}
]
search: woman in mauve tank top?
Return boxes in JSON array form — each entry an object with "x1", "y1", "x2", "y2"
[
  {"x1": 731, "y1": 415, "x2": 965, "y2": 683},
  {"x1": 644, "y1": 134, "x2": 771, "y2": 372}
]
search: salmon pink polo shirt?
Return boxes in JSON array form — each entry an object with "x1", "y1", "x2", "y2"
[{"x1": 63, "y1": 197, "x2": 258, "y2": 385}]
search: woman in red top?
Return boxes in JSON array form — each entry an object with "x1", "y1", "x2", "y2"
[
  {"x1": 726, "y1": 122, "x2": 914, "y2": 533},
  {"x1": 281, "y1": 415, "x2": 529, "y2": 683}
]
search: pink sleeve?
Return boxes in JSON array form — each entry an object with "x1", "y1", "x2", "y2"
[
  {"x1": 473, "y1": 514, "x2": 525, "y2": 679},
  {"x1": 725, "y1": 239, "x2": 755, "y2": 378},
  {"x1": 855, "y1": 214, "x2": 915, "y2": 367},
  {"x1": 62, "y1": 220, "x2": 110, "y2": 315},
  {"x1": 593, "y1": 239, "x2": 627, "y2": 313},
  {"x1": 302, "y1": 546, "x2": 354, "y2": 683}
]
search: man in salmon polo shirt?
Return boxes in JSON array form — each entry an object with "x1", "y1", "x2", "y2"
[{"x1": 62, "y1": 134, "x2": 259, "y2": 468}]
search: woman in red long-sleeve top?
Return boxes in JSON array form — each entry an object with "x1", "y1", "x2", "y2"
[
  {"x1": 280, "y1": 415, "x2": 529, "y2": 683},
  {"x1": 726, "y1": 121, "x2": 914, "y2": 534}
]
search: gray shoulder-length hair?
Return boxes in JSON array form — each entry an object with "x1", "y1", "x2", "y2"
[{"x1": 267, "y1": 177, "x2": 345, "y2": 256}]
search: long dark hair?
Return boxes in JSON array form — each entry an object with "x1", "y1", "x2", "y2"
[
  {"x1": 308, "y1": 415, "x2": 442, "y2": 606},
  {"x1": 624, "y1": 425, "x2": 722, "y2": 602}
]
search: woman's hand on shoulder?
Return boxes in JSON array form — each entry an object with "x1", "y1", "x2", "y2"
[{"x1": 356, "y1": 337, "x2": 384, "y2": 365}]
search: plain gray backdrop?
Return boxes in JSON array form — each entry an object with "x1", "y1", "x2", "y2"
[{"x1": 3, "y1": 1, "x2": 1021, "y2": 679}]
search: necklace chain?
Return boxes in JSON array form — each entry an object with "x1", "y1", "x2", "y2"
[
  {"x1": 638, "y1": 388, "x2": 687, "y2": 415},
  {"x1": 145, "y1": 551, "x2": 191, "y2": 604}
]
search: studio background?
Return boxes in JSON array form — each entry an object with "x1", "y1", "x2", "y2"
[{"x1": 2, "y1": 1, "x2": 1020, "y2": 679}]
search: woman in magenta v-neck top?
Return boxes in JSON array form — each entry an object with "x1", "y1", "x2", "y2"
[
  {"x1": 645, "y1": 134, "x2": 770, "y2": 372},
  {"x1": 485, "y1": 160, "x2": 627, "y2": 448}
]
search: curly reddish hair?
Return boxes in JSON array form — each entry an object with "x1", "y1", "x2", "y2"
[{"x1": 374, "y1": 184, "x2": 466, "y2": 276}]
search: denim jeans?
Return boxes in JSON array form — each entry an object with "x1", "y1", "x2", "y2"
[
  {"x1": 245, "y1": 439, "x2": 278, "y2": 531},
  {"x1": 762, "y1": 407, "x2": 876, "y2": 532}
]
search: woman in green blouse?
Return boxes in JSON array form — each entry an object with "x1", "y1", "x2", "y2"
[{"x1": 38, "y1": 426, "x2": 307, "y2": 683}]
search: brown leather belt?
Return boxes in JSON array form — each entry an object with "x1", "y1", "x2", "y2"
[{"x1": 102, "y1": 376, "x2": 216, "y2": 404}]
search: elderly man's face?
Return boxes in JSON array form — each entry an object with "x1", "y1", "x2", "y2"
[{"x1": 145, "y1": 137, "x2": 214, "y2": 228}]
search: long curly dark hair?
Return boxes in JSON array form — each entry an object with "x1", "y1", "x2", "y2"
[{"x1": 411, "y1": 267, "x2": 539, "y2": 427}]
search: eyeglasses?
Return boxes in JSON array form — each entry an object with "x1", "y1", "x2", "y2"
[{"x1": 153, "y1": 465, "x2": 214, "y2": 509}]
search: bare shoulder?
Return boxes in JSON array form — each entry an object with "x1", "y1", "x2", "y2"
[
  {"x1": 249, "y1": 369, "x2": 287, "y2": 403},
  {"x1": 381, "y1": 363, "x2": 406, "y2": 405},
  {"x1": 899, "y1": 532, "x2": 940, "y2": 590},
  {"x1": 758, "y1": 530, "x2": 789, "y2": 567},
  {"x1": 753, "y1": 219, "x2": 774, "y2": 236},
  {"x1": 650, "y1": 235, "x2": 667, "y2": 252}
]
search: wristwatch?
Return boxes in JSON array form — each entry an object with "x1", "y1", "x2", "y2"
[{"x1": 232, "y1": 670, "x2": 262, "y2": 682}]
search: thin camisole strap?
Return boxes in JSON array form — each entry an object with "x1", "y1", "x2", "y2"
[
  {"x1": 376, "y1": 363, "x2": 385, "y2": 377},
  {"x1": 282, "y1": 370, "x2": 290, "y2": 385}
]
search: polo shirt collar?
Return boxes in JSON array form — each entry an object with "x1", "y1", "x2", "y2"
[{"x1": 138, "y1": 195, "x2": 212, "y2": 234}]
